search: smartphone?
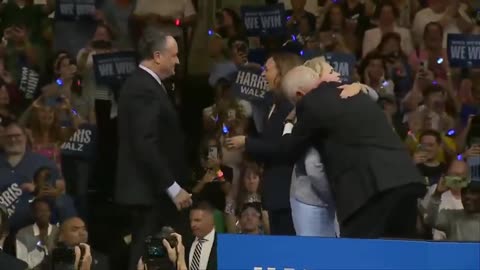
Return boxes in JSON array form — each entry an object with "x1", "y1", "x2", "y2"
[
  {"x1": 208, "y1": 146, "x2": 218, "y2": 160},
  {"x1": 420, "y1": 60, "x2": 429, "y2": 71}
]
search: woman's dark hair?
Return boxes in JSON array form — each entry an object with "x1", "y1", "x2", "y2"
[
  {"x1": 55, "y1": 55, "x2": 82, "y2": 95},
  {"x1": 235, "y1": 162, "x2": 263, "y2": 211},
  {"x1": 376, "y1": 32, "x2": 407, "y2": 59},
  {"x1": 217, "y1": 8, "x2": 246, "y2": 38},
  {"x1": 319, "y1": 4, "x2": 346, "y2": 31},
  {"x1": 374, "y1": 0, "x2": 399, "y2": 19},
  {"x1": 33, "y1": 166, "x2": 52, "y2": 183},
  {"x1": 95, "y1": 22, "x2": 115, "y2": 41},
  {"x1": 30, "y1": 197, "x2": 53, "y2": 211},
  {"x1": 358, "y1": 51, "x2": 390, "y2": 82},
  {"x1": 423, "y1": 21, "x2": 444, "y2": 39}
]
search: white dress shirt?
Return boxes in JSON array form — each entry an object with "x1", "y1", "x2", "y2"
[
  {"x1": 16, "y1": 223, "x2": 53, "y2": 269},
  {"x1": 189, "y1": 229, "x2": 215, "y2": 270},
  {"x1": 138, "y1": 64, "x2": 181, "y2": 199}
]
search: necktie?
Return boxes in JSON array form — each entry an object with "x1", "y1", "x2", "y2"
[{"x1": 190, "y1": 238, "x2": 206, "y2": 270}]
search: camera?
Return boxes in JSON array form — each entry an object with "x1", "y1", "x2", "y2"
[
  {"x1": 51, "y1": 244, "x2": 85, "y2": 270},
  {"x1": 143, "y1": 227, "x2": 177, "y2": 268}
]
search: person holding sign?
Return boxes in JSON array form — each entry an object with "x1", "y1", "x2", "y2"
[{"x1": 115, "y1": 26, "x2": 192, "y2": 270}]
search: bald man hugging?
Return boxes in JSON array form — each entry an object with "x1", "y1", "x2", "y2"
[{"x1": 281, "y1": 63, "x2": 425, "y2": 239}]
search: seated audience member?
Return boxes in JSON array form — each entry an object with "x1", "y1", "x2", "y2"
[
  {"x1": 0, "y1": 121, "x2": 76, "y2": 230},
  {"x1": 40, "y1": 217, "x2": 109, "y2": 270},
  {"x1": 238, "y1": 203, "x2": 263, "y2": 235},
  {"x1": 413, "y1": 130, "x2": 448, "y2": 185},
  {"x1": 424, "y1": 162, "x2": 480, "y2": 241},
  {"x1": 188, "y1": 202, "x2": 217, "y2": 270},
  {"x1": 420, "y1": 160, "x2": 466, "y2": 240},
  {"x1": 16, "y1": 198, "x2": 59, "y2": 269},
  {"x1": 0, "y1": 204, "x2": 28, "y2": 270}
]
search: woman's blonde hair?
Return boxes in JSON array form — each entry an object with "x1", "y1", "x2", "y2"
[{"x1": 303, "y1": 56, "x2": 327, "y2": 76}]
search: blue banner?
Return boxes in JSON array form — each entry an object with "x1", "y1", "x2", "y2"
[
  {"x1": 232, "y1": 65, "x2": 268, "y2": 104},
  {"x1": 217, "y1": 234, "x2": 480, "y2": 270},
  {"x1": 55, "y1": 0, "x2": 96, "y2": 21},
  {"x1": 60, "y1": 124, "x2": 97, "y2": 159},
  {"x1": 93, "y1": 51, "x2": 137, "y2": 87},
  {"x1": 325, "y1": 52, "x2": 356, "y2": 83},
  {"x1": 241, "y1": 4, "x2": 286, "y2": 37},
  {"x1": 447, "y1": 34, "x2": 480, "y2": 68}
]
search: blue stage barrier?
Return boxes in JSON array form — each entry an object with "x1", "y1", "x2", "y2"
[{"x1": 217, "y1": 234, "x2": 480, "y2": 270}]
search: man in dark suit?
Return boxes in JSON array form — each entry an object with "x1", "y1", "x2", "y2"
[
  {"x1": 115, "y1": 26, "x2": 193, "y2": 270},
  {"x1": 279, "y1": 66, "x2": 426, "y2": 238},
  {"x1": 0, "y1": 205, "x2": 28, "y2": 270},
  {"x1": 39, "y1": 217, "x2": 109, "y2": 270},
  {"x1": 186, "y1": 202, "x2": 216, "y2": 270}
]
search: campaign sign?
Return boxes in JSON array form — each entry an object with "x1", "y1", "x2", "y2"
[
  {"x1": 447, "y1": 34, "x2": 480, "y2": 68},
  {"x1": 18, "y1": 67, "x2": 40, "y2": 100},
  {"x1": 232, "y1": 65, "x2": 268, "y2": 104},
  {"x1": 241, "y1": 4, "x2": 286, "y2": 37},
  {"x1": 325, "y1": 52, "x2": 356, "y2": 83},
  {"x1": 61, "y1": 124, "x2": 97, "y2": 159},
  {"x1": 55, "y1": 0, "x2": 95, "y2": 21},
  {"x1": 93, "y1": 51, "x2": 137, "y2": 87},
  {"x1": 217, "y1": 234, "x2": 480, "y2": 270}
]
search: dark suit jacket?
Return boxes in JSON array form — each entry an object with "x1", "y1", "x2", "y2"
[
  {"x1": 245, "y1": 98, "x2": 294, "y2": 211},
  {"x1": 115, "y1": 68, "x2": 189, "y2": 206},
  {"x1": 0, "y1": 251, "x2": 28, "y2": 270},
  {"x1": 40, "y1": 249, "x2": 109, "y2": 270},
  {"x1": 281, "y1": 82, "x2": 425, "y2": 223},
  {"x1": 186, "y1": 234, "x2": 217, "y2": 270}
]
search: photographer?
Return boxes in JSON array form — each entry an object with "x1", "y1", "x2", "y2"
[
  {"x1": 137, "y1": 233, "x2": 187, "y2": 270},
  {"x1": 41, "y1": 217, "x2": 109, "y2": 270}
]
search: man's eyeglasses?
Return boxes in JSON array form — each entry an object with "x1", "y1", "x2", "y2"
[{"x1": 4, "y1": 133, "x2": 23, "y2": 140}]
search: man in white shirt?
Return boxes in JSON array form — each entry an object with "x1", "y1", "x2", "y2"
[
  {"x1": 412, "y1": 0, "x2": 474, "y2": 48},
  {"x1": 188, "y1": 202, "x2": 216, "y2": 270},
  {"x1": 16, "y1": 199, "x2": 58, "y2": 269}
]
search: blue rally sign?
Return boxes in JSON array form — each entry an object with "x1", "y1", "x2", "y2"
[
  {"x1": 241, "y1": 4, "x2": 286, "y2": 37},
  {"x1": 93, "y1": 51, "x2": 137, "y2": 87},
  {"x1": 232, "y1": 65, "x2": 268, "y2": 105},
  {"x1": 447, "y1": 33, "x2": 480, "y2": 68}
]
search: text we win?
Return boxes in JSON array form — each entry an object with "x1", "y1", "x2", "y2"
[
  {"x1": 245, "y1": 14, "x2": 281, "y2": 29},
  {"x1": 450, "y1": 44, "x2": 480, "y2": 60},
  {"x1": 98, "y1": 60, "x2": 135, "y2": 77}
]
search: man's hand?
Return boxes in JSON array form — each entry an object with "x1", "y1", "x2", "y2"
[
  {"x1": 173, "y1": 189, "x2": 192, "y2": 210},
  {"x1": 464, "y1": 145, "x2": 480, "y2": 159},
  {"x1": 37, "y1": 186, "x2": 59, "y2": 198},
  {"x1": 74, "y1": 243, "x2": 92, "y2": 270},
  {"x1": 162, "y1": 233, "x2": 186, "y2": 265},
  {"x1": 339, "y1": 82, "x2": 362, "y2": 99},
  {"x1": 201, "y1": 169, "x2": 217, "y2": 183},
  {"x1": 435, "y1": 177, "x2": 449, "y2": 195},
  {"x1": 413, "y1": 151, "x2": 427, "y2": 164},
  {"x1": 225, "y1": 136, "x2": 246, "y2": 150},
  {"x1": 20, "y1": 182, "x2": 35, "y2": 193}
]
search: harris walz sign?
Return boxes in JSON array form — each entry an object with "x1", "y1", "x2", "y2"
[
  {"x1": 55, "y1": 0, "x2": 96, "y2": 21},
  {"x1": 232, "y1": 65, "x2": 268, "y2": 104},
  {"x1": 241, "y1": 4, "x2": 286, "y2": 37},
  {"x1": 18, "y1": 67, "x2": 40, "y2": 100},
  {"x1": 61, "y1": 124, "x2": 97, "y2": 159}
]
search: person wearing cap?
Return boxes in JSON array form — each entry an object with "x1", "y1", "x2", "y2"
[{"x1": 424, "y1": 160, "x2": 480, "y2": 241}]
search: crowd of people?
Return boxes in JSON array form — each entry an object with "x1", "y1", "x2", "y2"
[{"x1": 0, "y1": 0, "x2": 480, "y2": 269}]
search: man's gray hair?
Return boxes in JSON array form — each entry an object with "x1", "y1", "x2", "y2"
[
  {"x1": 282, "y1": 66, "x2": 320, "y2": 102},
  {"x1": 138, "y1": 26, "x2": 170, "y2": 61}
]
